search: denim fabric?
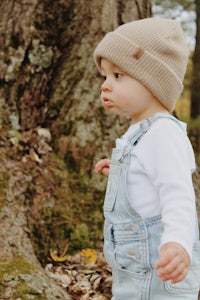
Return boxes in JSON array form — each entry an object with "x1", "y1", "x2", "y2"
[{"x1": 104, "y1": 114, "x2": 200, "y2": 300}]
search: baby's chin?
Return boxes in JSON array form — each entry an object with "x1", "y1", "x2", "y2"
[{"x1": 103, "y1": 106, "x2": 132, "y2": 118}]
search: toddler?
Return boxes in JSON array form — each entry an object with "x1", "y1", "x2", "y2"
[{"x1": 94, "y1": 18, "x2": 200, "y2": 300}]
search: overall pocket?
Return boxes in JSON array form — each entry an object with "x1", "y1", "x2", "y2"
[
  {"x1": 164, "y1": 241, "x2": 200, "y2": 294},
  {"x1": 114, "y1": 241, "x2": 145, "y2": 275},
  {"x1": 104, "y1": 164, "x2": 122, "y2": 212},
  {"x1": 114, "y1": 222, "x2": 148, "y2": 277}
]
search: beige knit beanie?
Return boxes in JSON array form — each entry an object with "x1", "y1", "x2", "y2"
[{"x1": 94, "y1": 18, "x2": 189, "y2": 112}]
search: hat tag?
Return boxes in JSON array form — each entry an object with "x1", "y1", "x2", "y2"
[{"x1": 133, "y1": 47, "x2": 144, "y2": 60}]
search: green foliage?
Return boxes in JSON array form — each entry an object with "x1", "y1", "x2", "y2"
[
  {"x1": 188, "y1": 116, "x2": 200, "y2": 164},
  {"x1": 69, "y1": 223, "x2": 91, "y2": 253},
  {"x1": 29, "y1": 152, "x2": 104, "y2": 265}
]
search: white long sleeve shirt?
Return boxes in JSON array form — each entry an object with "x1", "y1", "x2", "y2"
[{"x1": 116, "y1": 118, "x2": 196, "y2": 258}]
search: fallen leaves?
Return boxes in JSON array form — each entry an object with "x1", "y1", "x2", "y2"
[
  {"x1": 45, "y1": 249, "x2": 112, "y2": 300},
  {"x1": 45, "y1": 263, "x2": 72, "y2": 288},
  {"x1": 50, "y1": 249, "x2": 68, "y2": 263},
  {"x1": 80, "y1": 249, "x2": 98, "y2": 265}
]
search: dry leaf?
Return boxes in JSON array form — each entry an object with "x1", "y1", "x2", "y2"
[
  {"x1": 50, "y1": 249, "x2": 68, "y2": 262},
  {"x1": 45, "y1": 264, "x2": 71, "y2": 288},
  {"x1": 80, "y1": 248, "x2": 97, "y2": 265}
]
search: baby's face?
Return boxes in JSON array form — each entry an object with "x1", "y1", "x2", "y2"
[{"x1": 100, "y1": 58, "x2": 163, "y2": 123}]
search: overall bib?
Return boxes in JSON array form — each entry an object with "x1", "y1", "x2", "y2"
[{"x1": 103, "y1": 114, "x2": 200, "y2": 300}]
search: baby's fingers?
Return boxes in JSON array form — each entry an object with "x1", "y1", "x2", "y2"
[
  {"x1": 171, "y1": 268, "x2": 188, "y2": 283},
  {"x1": 95, "y1": 159, "x2": 111, "y2": 176},
  {"x1": 95, "y1": 162, "x2": 103, "y2": 173},
  {"x1": 95, "y1": 159, "x2": 107, "y2": 173},
  {"x1": 157, "y1": 259, "x2": 187, "y2": 282},
  {"x1": 155, "y1": 243, "x2": 190, "y2": 283}
]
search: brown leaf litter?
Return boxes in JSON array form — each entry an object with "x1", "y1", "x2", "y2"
[{"x1": 45, "y1": 249, "x2": 112, "y2": 300}]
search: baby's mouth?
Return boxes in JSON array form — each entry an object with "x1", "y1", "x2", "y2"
[{"x1": 102, "y1": 97, "x2": 114, "y2": 106}]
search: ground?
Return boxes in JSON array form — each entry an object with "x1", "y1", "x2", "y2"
[{"x1": 45, "y1": 248, "x2": 112, "y2": 300}]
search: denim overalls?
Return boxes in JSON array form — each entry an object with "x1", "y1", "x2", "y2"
[{"x1": 103, "y1": 113, "x2": 200, "y2": 300}]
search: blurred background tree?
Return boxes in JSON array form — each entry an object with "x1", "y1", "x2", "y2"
[
  {"x1": 191, "y1": 0, "x2": 200, "y2": 118},
  {"x1": 153, "y1": 0, "x2": 200, "y2": 160}
]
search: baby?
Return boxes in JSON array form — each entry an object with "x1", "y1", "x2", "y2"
[{"x1": 94, "y1": 18, "x2": 200, "y2": 300}]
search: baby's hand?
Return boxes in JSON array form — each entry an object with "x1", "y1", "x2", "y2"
[
  {"x1": 95, "y1": 159, "x2": 111, "y2": 177},
  {"x1": 154, "y1": 242, "x2": 190, "y2": 283}
]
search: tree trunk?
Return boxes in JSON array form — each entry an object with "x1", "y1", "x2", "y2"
[
  {"x1": 191, "y1": 0, "x2": 200, "y2": 118},
  {"x1": 189, "y1": 0, "x2": 200, "y2": 164},
  {"x1": 0, "y1": 0, "x2": 151, "y2": 298}
]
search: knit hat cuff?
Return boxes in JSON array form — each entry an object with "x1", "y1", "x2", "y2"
[{"x1": 94, "y1": 32, "x2": 183, "y2": 112}]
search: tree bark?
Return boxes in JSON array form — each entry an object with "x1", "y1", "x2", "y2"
[
  {"x1": 191, "y1": 0, "x2": 200, "y2": 118},
  {"x1": 0, "y1": 0, "x2": 151, "y2": 298},
  {"x1": 189, "y1": 0, "x2": 200, "y2": 162}
]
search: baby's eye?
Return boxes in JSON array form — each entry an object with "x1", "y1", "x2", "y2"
[
  {"x1": 101, "y1": 75, "x2": 107, "y2": 81},
  {"x1": 114, "y1": 72, "x2": 123, "y2": 79}
]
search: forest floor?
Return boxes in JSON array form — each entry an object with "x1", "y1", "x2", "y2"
[{"x1": 45, "y1": 248, "x2": 112, "y2": 300}]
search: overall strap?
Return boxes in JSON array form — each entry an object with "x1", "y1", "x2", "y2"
[{"x1": 129, "y1": 113, "x2": 184, "y2": 146}]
